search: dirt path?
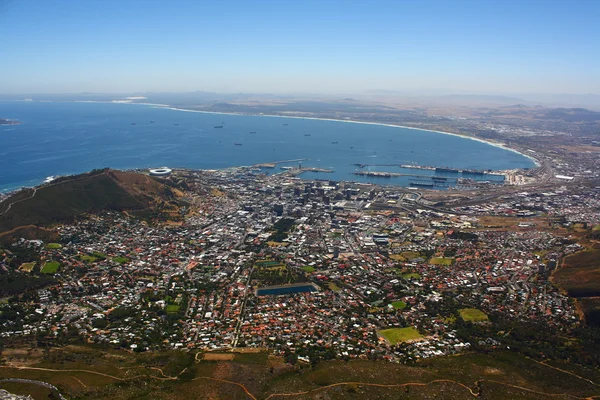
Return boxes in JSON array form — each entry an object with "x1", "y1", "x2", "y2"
[
  {"x1": 192, "y1": 376, "x2": 258, "y2": 400},
  {"x1": 0, "y1": 187, "x2": 37, "y2": 216},
  {"x1": 3, "y1": 359, "x2": 598, "y2": 400}
]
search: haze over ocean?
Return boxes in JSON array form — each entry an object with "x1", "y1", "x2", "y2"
[{"x1": 0, "y1": 101, "x2": 535, "y2": 192}]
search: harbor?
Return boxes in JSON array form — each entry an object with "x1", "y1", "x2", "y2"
[{"x1": 353, "y1": 163, "x2": 505, "y2": 178}]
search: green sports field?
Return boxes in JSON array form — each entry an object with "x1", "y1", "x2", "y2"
[
  {"x1": 378, "y1": 327, "x2": 422, "y2": 344},
  {"x1": 459, "y1": 308, "x2": 489, "y2": 322}
]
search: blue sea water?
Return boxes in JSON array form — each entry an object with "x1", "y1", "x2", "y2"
[{"x1": 0, "y1": 101, "x2": 535, "y2": 192}]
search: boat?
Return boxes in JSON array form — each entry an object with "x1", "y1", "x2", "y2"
[
  {"x1": 131, "y1": 123, "x2": 136, "y2": 125},
  {"x1": 410, "y1": 182, "x2": 434, "y2": 188},
  {"x1": 435, "y1": 166, "x2": 460, "y2": 173},
  {"x1": 461, "y1": 169, "x2": 485, "y2": 176},
  {"x1": 150, "y1": 120, "x2": 155, "y2": 123},
  {"x1": 214, "y1": 125, "x2": 224, "y2": 128},
  {"x1": 304, "y1": 133, "x2": 311, "y2": 136},
  {"x1": 283, "y1": 123, "x2": 288, "y2": 126},
  {"x1": 331, "y1": 141, "x2": 338, "y2": 144},
  {"x1": 174, "y1": 123, "x2": 179, "y2": 126},
  {"x1": 234, "y1": 143, "x2": 242, "y2": 146},
  {"x1": 250, "y1": 131, "x2": 257, "y2": 134}
]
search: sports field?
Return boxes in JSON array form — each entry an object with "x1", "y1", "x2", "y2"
[
  {"x1": 429, "y1": 257, "x2": 454, "y2": 266},
  {"x1": 41, "y1": 261, "x2": 60, "y2": 274},
  {"x1": 378, "y1": 327, "x2": 422, "y2": 344},
  {"x1": 459, "y1": 308, "x2": 488, "y2": 322}
]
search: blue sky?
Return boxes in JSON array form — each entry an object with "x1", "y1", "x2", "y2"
[{"x1": 0, "y1": 0, "x2": 598, "y2": 94}]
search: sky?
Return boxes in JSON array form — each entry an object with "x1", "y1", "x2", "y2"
[{"x1": 0, "y1": 0, "x2": 599, "y2": 95}]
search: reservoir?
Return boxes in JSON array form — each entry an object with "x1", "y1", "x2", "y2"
[
  {"x1": 0, "y1": 101, "x2": 536, "y2": 192},
  {"x1": 256, "y1": 283, "x2": 319, "y2": 296}
]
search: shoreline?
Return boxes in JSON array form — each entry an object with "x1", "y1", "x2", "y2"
[
  {"x1": 42, "y1": 99, "x2": 541, "y2": 167},
  {"x1": 132, "y1": 102, "x2": 541, "y2": 168},
  {"x1": 0, "y1": 99, "x2": 539, "y2": 193}
]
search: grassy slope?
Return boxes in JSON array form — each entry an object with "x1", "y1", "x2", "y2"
[
  {"x1": 1, "y1": 347, "x2": 598, "y2": 400},
  {"x1": 0, "y1": 170, "x2": 171, "y2": 236},
  {"x1": 553, "y1": 248, "x2": 600, "y2": 297}
]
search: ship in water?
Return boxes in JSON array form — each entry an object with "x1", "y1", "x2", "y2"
[
  {"x1": 304, "y1": 133, "x2": 311, "y2": 136},
  {"x1": 409, "y1": 181, "x2": 434, "y2": 188},
  {"x1": 249, "y1": 131, "x2": 257, "y2": 134},
  {"x1": 435, "y1": 166, "x2": 460, "y2": 173},
  {"x1": 131, "y1": 122, "x2": 136, "y2": 126},
  {"x1": 234, "y1": 143, "x2": 242, "y2": 146},
  {"x1": 214, "y1": 125, "x2": 224, "y2": 128},
  {"x1": 331, "y1": 141, "x2": 338, "y2": 144}
]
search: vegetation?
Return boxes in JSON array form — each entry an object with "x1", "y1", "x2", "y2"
[
  {"x1": 401, "y1": 272, "x2": 421, "y2": 279},
  {"x1": 19, "y1": 262, "x2": 36, "y2": 272},
  {"x1": 301, "y1": 265, "x2": 315, "y2": 273},
  {"x1": 166, "y1": 304, "x2": 180, "y2": 314},
  {"x1": 378, "y1": 327, "x2": 422, "y2": 344},
  {"x1": 429, "y1": 257, "x2": 454, "y2": 266},
  {"x1": 553, "y1": 248, "x2": 600, "y2": 297},
  {"x1": 0, "y1": 344, "x2": 598, "y2": 399},
  {"x1": 45, "y1": 243, "x2": 62, "y2": 249},
  {"x1": 0, "y1": 169, "x2": 175, "y2": 235},
  {"x1": 459, "y1": 308, "x2": 488, "y2": 322},
  {"x1": 268, "y1": 218, "x2": 295, "y2": 242},
  {"x1": 0, "y1": 272, "x2": 56, "y2": 296},
  {"x1": 112, "y1": 256, "x2": 129, "y2": 264},
  {"x1": 391, "y1": 301, "x2": 407, "y2": 310},
  {"x1": 40, "y1": 261, "x2": 60, "y2": 274},
  {"x1": 80, "y1": 255, "x2": 97, "y2": 263}
]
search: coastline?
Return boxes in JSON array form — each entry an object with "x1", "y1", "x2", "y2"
[
  {"x1": 0, "y1": 99, "x2": 539, "y2": 193},
  {"x1": 65, "y1": 99, "x2": 540, "y2": 168},
  {"x1": 159, "y1": 105, "x2": 541, "y2": 168}
]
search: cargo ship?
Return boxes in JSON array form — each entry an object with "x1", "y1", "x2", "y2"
[
  {"x1": 461, "y1": 169, "x2": 485, "y2": 176},
  {"x1": 435, "y1": 166, "x2": 460, "y2": 173},
  {"x1": 409, "y1": 182, "x2": 434, "y2": 188}
]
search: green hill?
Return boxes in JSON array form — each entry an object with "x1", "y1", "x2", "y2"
[{"x1": 0, "y1": 169, "x2": 177, "y2": 238}]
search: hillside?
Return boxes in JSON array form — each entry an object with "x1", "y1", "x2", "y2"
[
  {"x1": 0, "y1": 169, "x2": 177, "y2": 238},
  {"x1": 0, "y1": 346, "x2": 598, "y2": 400}
]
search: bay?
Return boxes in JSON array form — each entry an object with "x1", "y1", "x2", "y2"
[{"x1": 0, "y1": 101, "x2": 535, "y2": 192}]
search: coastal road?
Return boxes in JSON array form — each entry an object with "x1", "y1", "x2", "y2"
[{"x1": 0, "y1": 187, "x2": 37, "y2": 216}]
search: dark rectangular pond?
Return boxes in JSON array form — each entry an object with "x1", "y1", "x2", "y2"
[{"x1": 256, "y1": 283, "x2": 318, "y2": 296}]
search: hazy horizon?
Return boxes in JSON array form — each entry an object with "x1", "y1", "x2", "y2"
[{"x1": 1, "y1": 0, "x2": 599, "y2": 95}]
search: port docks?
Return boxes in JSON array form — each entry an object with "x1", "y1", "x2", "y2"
[
  {"x1": 354, "y1": 171, "x2": 453, "y2": 179},
  {"x1": 282, "y1": 167, "x2": 334, "y2": 177},
  {"x1": 353, "y1": 163, "x2": 505, "y2": 178},
  {"x1": 253, "y1": 158, "x2": 307, "y2": 168}
]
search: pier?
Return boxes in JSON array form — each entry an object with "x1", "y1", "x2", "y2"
[
  {"x1": 352, "y1": 163, "x2": 505, "y2": 178},
  {"x1": 354, "y1": 171, "x2": 450, "y2": 179},
  {"x1": 284, "y1": 167, "x2": 334, "y2": 176},
  {"x1": 253, "y1": 158, "x2": 307, "y2": 168}
]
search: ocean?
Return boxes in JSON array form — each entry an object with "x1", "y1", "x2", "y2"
[{"x1": 0, "y1": 101, "x2": 536, "y2": 192}]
